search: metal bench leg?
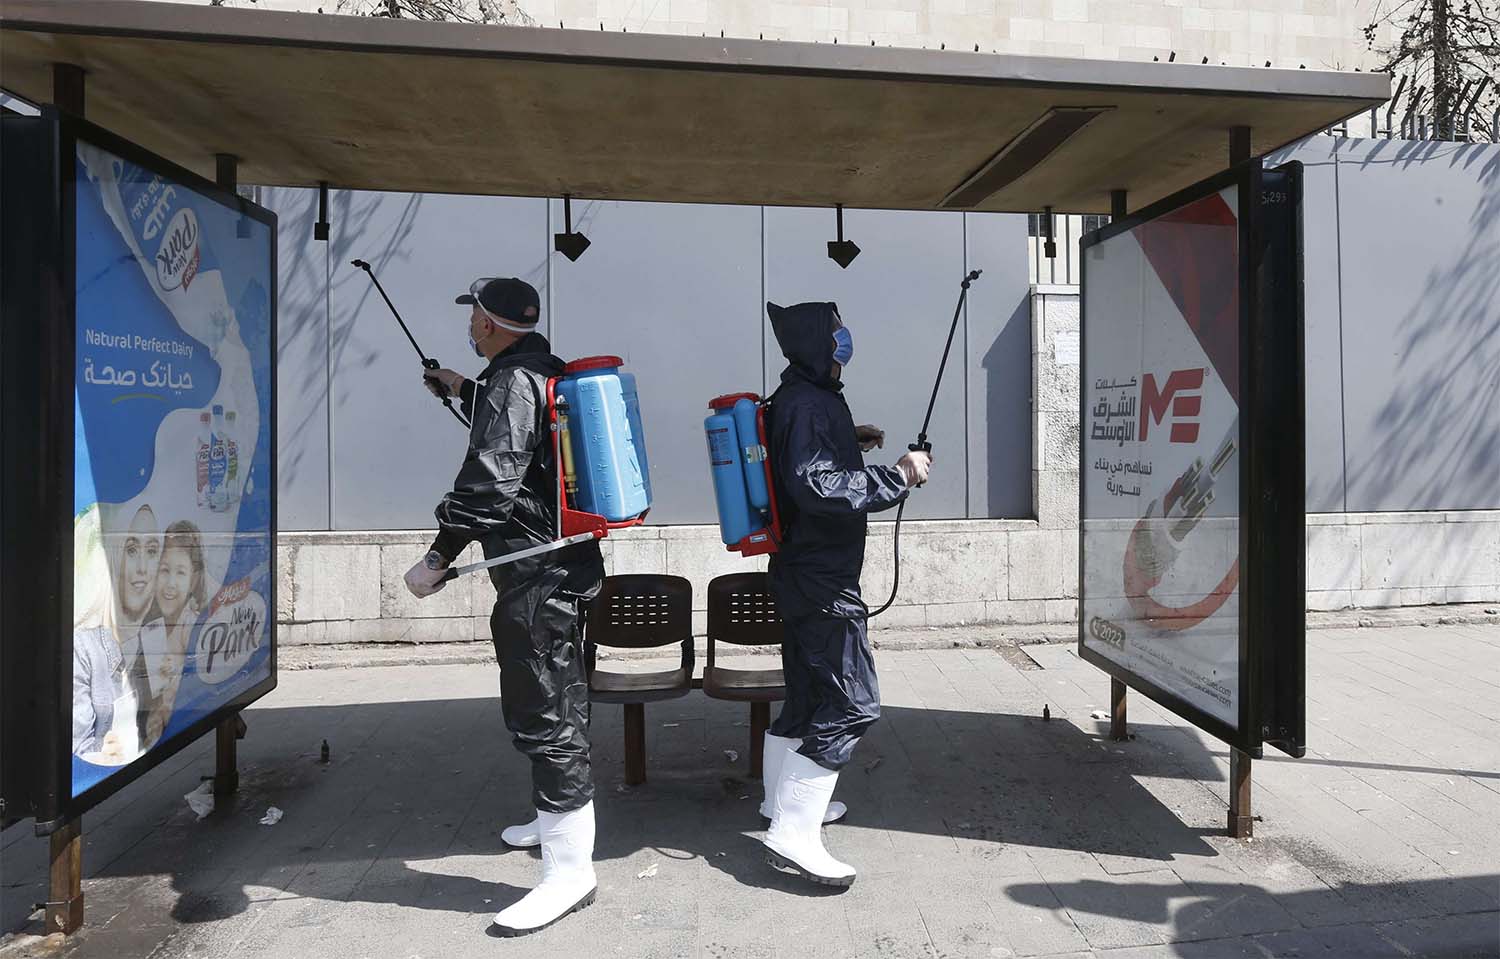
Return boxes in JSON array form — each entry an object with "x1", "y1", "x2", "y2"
[
  {"x1": 749, "y1": 702, "x2": 770, "y2": 779},
  {"x1": 623, "y1": 703, "x2": 646, "y2": 786}
]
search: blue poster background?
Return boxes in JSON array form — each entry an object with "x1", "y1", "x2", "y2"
[{"x1": 72, "y1": 141, "x2": 274, "y2": 798}]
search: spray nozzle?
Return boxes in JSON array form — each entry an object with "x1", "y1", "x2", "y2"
[{"x1": 351, "y1": 259, "x2": 371, "y2": 271}]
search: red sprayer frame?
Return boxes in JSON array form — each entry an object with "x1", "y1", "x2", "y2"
[{"x1": 551, "y1": 356, "x2": 650, "y2": 541}]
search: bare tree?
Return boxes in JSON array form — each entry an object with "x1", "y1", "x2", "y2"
[
  {"x1": 336, "y1": 0, "x2": 536, "y2": 26},
  {"x1": 1364, "y1": 0, "x2": 1499, "y2": 140},
  {"x1": 208, "y1": 0, "x2": 535, "y2": 27}
]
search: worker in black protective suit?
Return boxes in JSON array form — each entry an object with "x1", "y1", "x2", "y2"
[
  {"x1": 404, "y1": 276, "x2": 603, "y2": 937},
  {"x1": 760, "y1": 301, "x2": 933, "y2": 888}
]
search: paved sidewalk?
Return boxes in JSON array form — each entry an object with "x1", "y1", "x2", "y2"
[{"x1": 2, "y1": 624, "x2": 1497, "y2": 958}]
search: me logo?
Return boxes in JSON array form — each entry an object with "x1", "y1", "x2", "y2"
[{"x1": 1140, "y1": 368, "x2": 1205, "y2": 444}]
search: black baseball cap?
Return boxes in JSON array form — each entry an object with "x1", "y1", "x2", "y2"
[{"x1": 456, "y1": 277, "x2": 541, "y2": 332}]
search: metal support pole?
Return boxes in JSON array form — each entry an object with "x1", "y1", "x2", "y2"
[
  {"x1": 1110, "y1": 678, "x2": 1128, "y2": 742},
  {"x1": 623, "y1": 704, "x2": 646, "y2": 786},
  {"x1": 1230, "y1": 126, "x2": 1252, "y2": 165},
  {"x1": 213, "y1": 713, "x2": 247, "y2": 799},
  {"x1": 46, "y1": 819, "x2": 84, "y2": 935},
  {"x1": 215, "y1": 154, "x2": 238, "y2": 193},
  {"x1": 315, "y1": 181, "x2": 330, "y2": 241},
  {"x1": 53, "y1": 63, "x2": 84, "y2": 115},
  {"x1": 1229, "y1": 748, "x2": 1253, "y2": 838},
  {"x1": 1104, "y1": 186, "x2": 1130, "y2": 741}
]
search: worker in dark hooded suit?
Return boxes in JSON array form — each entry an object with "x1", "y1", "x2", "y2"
[{"x1": 759, "y1": 301, "x2": 932, "y2": 888}]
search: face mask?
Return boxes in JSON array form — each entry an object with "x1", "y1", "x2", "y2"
[
  {"x1": 831, "y1": 326, "x2": 854, "y2": 367},
  {"x1": 469, "y1": 334, "x2": 482, "y2": 357}
]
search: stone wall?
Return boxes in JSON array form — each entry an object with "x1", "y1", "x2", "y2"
[{"x1": 201, "y1": 0, "x2": 1389, "y2": 74}]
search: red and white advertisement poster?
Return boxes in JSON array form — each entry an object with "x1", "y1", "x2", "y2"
[{"x1": 1081, "y1": 184, "x2": 1242, "y2": 731}]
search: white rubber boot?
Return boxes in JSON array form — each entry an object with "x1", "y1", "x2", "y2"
[
  {"x1": 501, "y1": 815, "x2": 541, "y2": 849},
  {"x1": 491, "y1": 802, "x2": 598, "y2": 936},
  {"x1": 761, "y1": 750, "x2": 856, "y2": 887},
  {"x1": 759, "y1": 733, "x2": 847, "y2": 825}
]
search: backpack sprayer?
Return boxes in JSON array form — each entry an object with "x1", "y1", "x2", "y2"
[
  {"x1": 439, "y1": 356, "x2": 653, "y2": 582},
  {"x1": 350, "y1": 260, "x2": 651, "y2": 582},
  {"x1": 704, "y1": 269, "x2": 981, "y2": 619}
]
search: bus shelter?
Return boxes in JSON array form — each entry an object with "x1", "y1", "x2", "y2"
[{"x1": 0, "y1": 0, "x2": 1388, "y2": 935}]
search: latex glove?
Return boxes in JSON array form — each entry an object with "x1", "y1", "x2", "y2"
[
  {"x1": 895, "y1": 450, "x2": 933, "y2": 488},
  {"x1": 423, "y1": 367, "x2": 465, "y2": 399},
  {"x1": 404, "y1": 550, "x2": 450, "y2": 598},
  {"x1": 855, "y1": 424, "x2": 885, "y2": 452}
]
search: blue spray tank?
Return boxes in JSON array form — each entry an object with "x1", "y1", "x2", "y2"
[
  {"x1": 704, "y1": 392, "x2": 782, "y2": 556},
  {"x1": 555, "y1": 356, "x2": 652, "y2": 523}
]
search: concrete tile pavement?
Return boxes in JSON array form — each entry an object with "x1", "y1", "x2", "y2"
[{"x1": 2, "y1": 624, "x2": 1497, "y2": 958}]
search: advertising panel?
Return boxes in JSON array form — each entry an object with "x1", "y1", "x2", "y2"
[
  {"x1": 68, "y1": 132, "x2": 276, "y2": 804},
  {"x1": 1079, "y1": 175, "x2": 1246, "y2": 741}
]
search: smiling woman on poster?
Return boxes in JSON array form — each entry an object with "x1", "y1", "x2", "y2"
[
  {"x1": 140, "y1": 521, "x2": 208, "y2": 746},
  {"x1": 72, "y1": 506, "x2": 145, "y2": 765}
]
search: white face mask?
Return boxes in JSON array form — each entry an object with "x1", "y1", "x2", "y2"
[{"x1": 469, "y1": 334, "x2": 482, "y2": 357}]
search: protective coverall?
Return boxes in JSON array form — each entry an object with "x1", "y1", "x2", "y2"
[
  {"x1": 429, "y1": 331, "x2": 604, "y2": 813},
  {"x1": 764, "y1": 302, "x2": 909, "y2": 771}
]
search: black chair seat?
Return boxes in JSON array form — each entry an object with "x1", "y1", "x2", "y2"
[
  {"x1": 590, "y1": 666, "x2": 693, "y2": 704},
  {"x1": 703, "y1": 665, "x2": 785, "y2": 703}
]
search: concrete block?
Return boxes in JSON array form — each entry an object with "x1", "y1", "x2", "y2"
[
  {"x1": 1350, "y1": 587, "x2": 1401, "y2": 608},
  {"x1": 610, "y1": 538, "x2": 668, "y2": 576},
  {"x1": 1009, "y1": 529, "x2": 1073, "y2": 600},
  {"x1": 895, "y1": 529, "x2": 1007, "y2": 604},
  {"x1": 364, "y1": 616, "x2": 476, "y2": 644},
  {"x1": 1446, "y1": 586, "x2": 1500, "y2": 603},
  {"x1": 1045, "y1": 598, "x2": 1079, "y2": 623},
  {"x1": 1433, "y1": 521, "x2": 1500, "y2": 588},
  {"x1": 1041, "y1": 295, "x2": 1080, "y2": 339},
  {"x1": 276, "y1": 544, "x2": 296, "y2": 622},
  {"x1": 869, "y1": 603, "x2": 926, "y2": 630},
  {"x1": 282, "y1": 620, "x2": 355, "y2": 646},
  {"x1": 1306, "y1": 524, "x2": 1361, "y2": 591},
  {"x1": 1360, "y1": 523, "x2": 1446, "y2": 589},
  {"x1": 1040, "y1": 411, "x2": 1081, "y2": 471},
  {"x1": 1038, "y1": 353, "x2": 1081, "y2": 416},
  {"x1": 925, "y1": 602, "x2": 988, "y2": 627},
  {"x1": 985, "y1": 599, "x2": 1047, "y2": 624},
  {"x1": 1038, "y1": 470, "x2": 1078, "y2": 529},
  {"x1": 380, "y1": 545, "x2": 475, "y2": 620},
  {"x1": 1306, "y1": 590, "x2": 1354, "y2": 611},
  {"x1": 291, "y1": 543, "x2": 382, "y2": 622},
  {"x1": 1051, "y1": 0, "x2": 1087, "y2": 21}
]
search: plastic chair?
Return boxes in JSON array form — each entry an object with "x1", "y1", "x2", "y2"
[
  {"x1": 703, "y1": 572, "x2": 786, "y2": 779},
  {"x1": 586, "y1": 574, "x2": 694, "y2": 786}
]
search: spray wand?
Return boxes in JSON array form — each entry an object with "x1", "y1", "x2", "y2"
[
  {"x1": 860, "y1": 269, "x2": 981, "y2": 619},
  {"x1": 350, "y1": 259, "x2": 471, "y2": 429}
]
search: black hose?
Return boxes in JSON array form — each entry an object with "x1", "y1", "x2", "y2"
[{"x1": 836, "y1": 269, "x2": 981, "y2": 622}]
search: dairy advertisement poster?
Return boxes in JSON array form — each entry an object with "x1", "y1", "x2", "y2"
[
  {"x1": 70, "y1": 139, "x2": 273, "y2": 797},
  {"x1": 1080, "y1": 186, "x2": 1242, "y2": 730}
]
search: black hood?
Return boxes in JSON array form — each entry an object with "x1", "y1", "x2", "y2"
[{"x1": 768, "y1": 301, "x2": 840, "y2": 388}]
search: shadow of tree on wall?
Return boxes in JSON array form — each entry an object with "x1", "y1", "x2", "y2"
[
  {"x1": 269, "y1": 188, "x2": 326, "y2": 502},
  {"x1": 1329, "y1": 138, "x2": 1500, "y2": 513}
]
